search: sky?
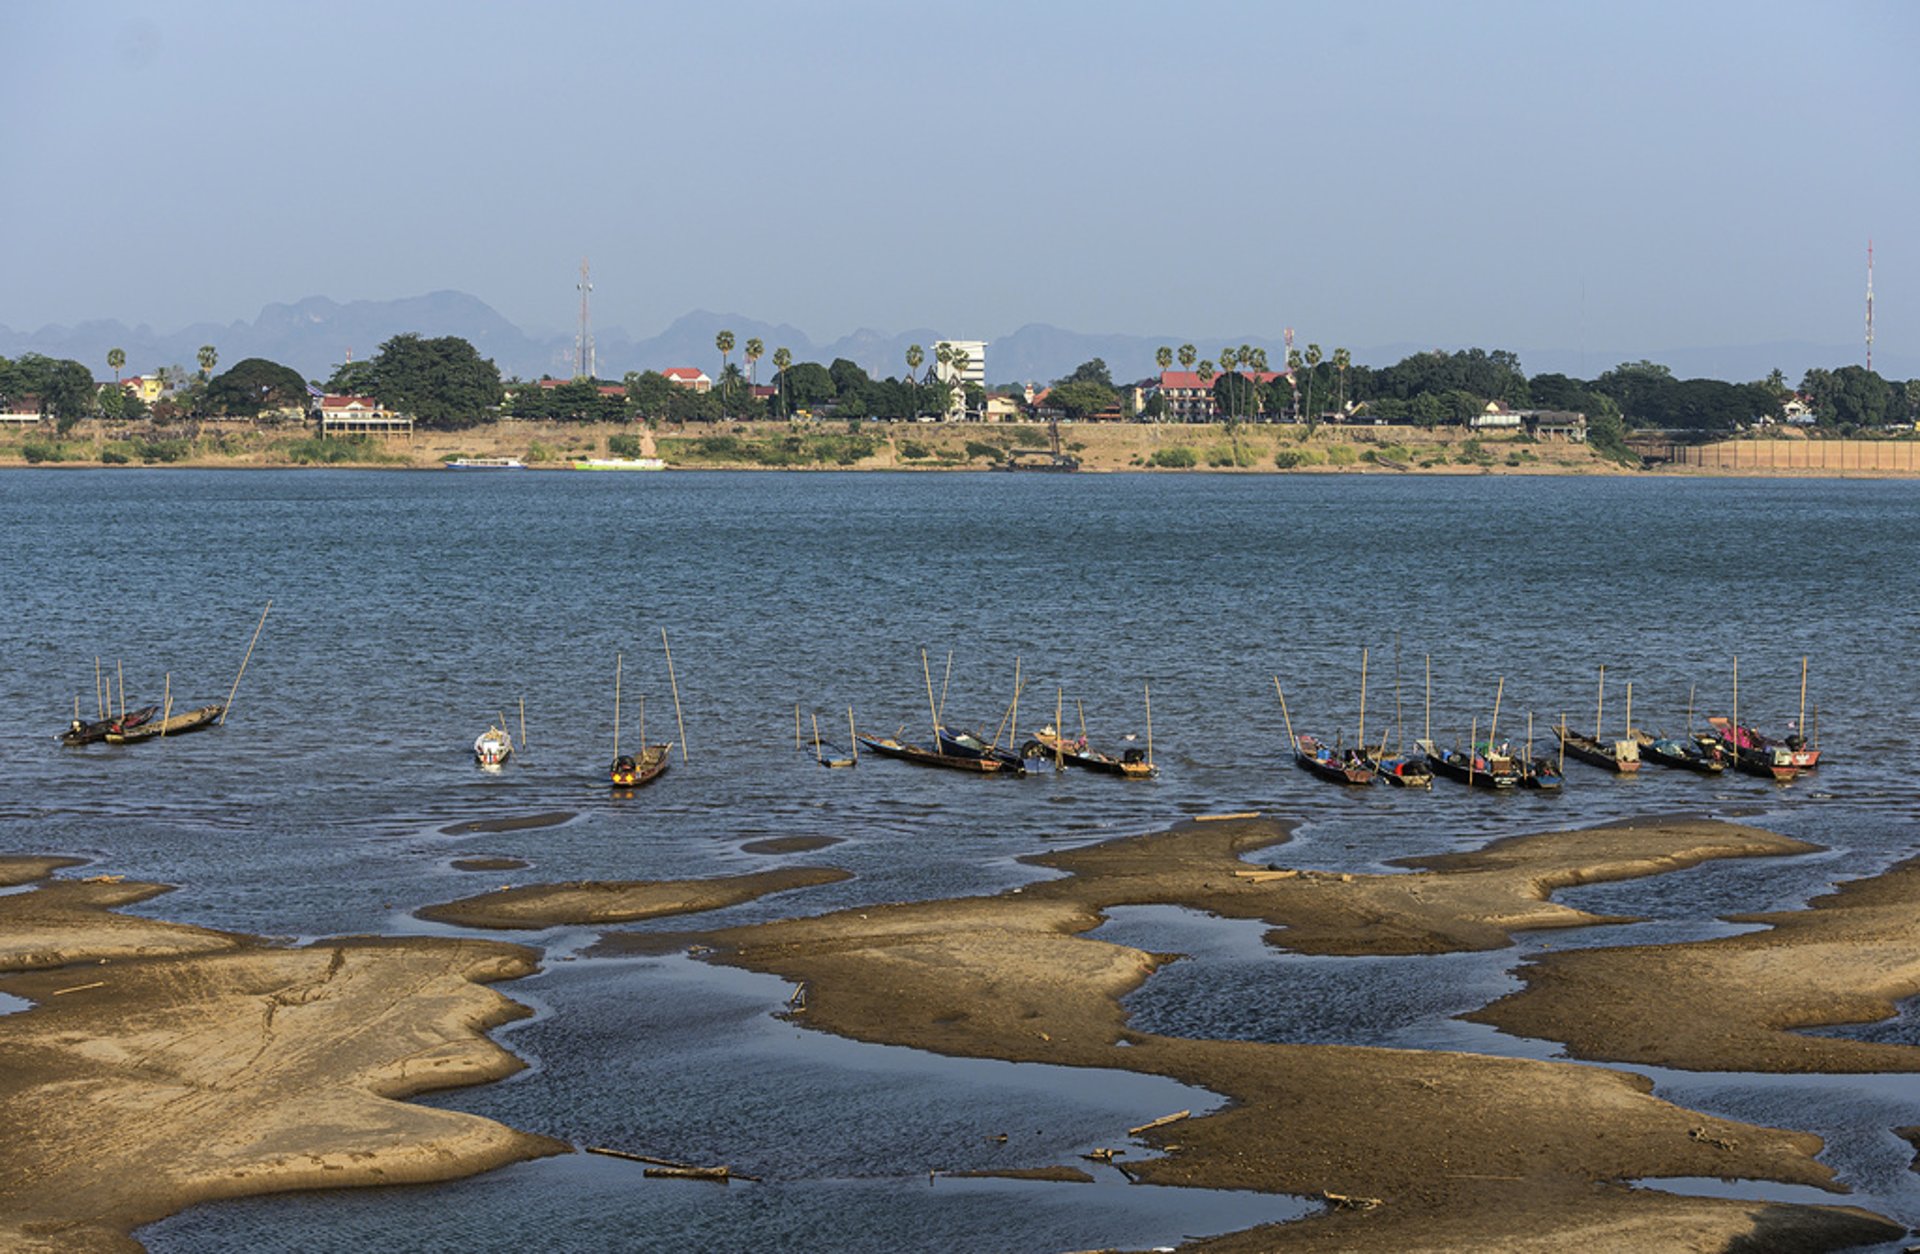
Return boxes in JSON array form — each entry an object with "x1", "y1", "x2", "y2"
[{"x1": 4, "y1": 0, "x2": 1914, "y2": 364}]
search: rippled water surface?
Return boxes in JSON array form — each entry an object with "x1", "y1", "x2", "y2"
[{"x1": 2, "y1": 468, "x2": 1917, "y2": 1250}]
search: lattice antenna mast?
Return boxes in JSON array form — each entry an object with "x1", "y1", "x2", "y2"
[
  {"x1": 1866, "y1": 239, "x2": 1875, "y2": 373},
  {"x1": 576, "y1": 258, "x2": 595, "y2": 380}
]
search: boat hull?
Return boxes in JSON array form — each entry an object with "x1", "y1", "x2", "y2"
[
  {"x1": 105, "y1": 706, "x2": 224, "y2": 744},
  {"x1": 860, "y1": 736, "x2": 1016, "y2": 775},
  {"x1": 610, "y1": 745, "x2": 671, "y2": 788}
]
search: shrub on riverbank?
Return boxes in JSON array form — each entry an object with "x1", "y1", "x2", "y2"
[
  {"x1": 660, "y1": 432, "x2": 879, "y2": 467},
  {"x1": 277, "y1": 436, "x2": 402, "y2": 465},
  {"x1": 1149, "y1": 445, "x2": 1197, "y2": 468}
]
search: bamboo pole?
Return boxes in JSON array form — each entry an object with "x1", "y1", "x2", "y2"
[
  {"x1": 921, "y1": 648, "x2": 941, "y2": 746},
  {"x1": 117, "y1": 659, "x2": 125, "y2": 720},
  {"x1": 1145, "y1": 682, "x2": 1154, "y2": 769},
  {"x1": 849, "y1": 706, "x2": 859, "y2": 764},
  {"x1": 219, "y1": 600, "x2": 272, "y2": 725},
  {"x1": 1594, "y1": 664, "x2": 1605, "y2": 741},
  {"x1": 1559, "y1": 712, "x2": 1566, "y2": 774},
  {"x1": 1526, "y1": 710, "x2": 1533, "y2": 764},
  {"x1": 1055, "y1": 688, "x2": 1064, "y2": 770},
  {"x1": 1394, "y1": 632, "x2": 1403, "y2": 755},
  {"x1": 499, "y1": 710, "x2": 511, "y2": 753},
  {"x1": 1469, "y1": 716, "x2": 1479, "y2": 787},
  {"x1": 1424, "y1": 655, "x2": 1432, "y2": 745},
  {"x1": 1009, "y1": 657, "x2": 1021, "y2": 747},
  {"x1": 1357, "y1": 647, "x2": 1369, "y2": 751},
  {"x1": 662, "y1": 628, "x2": 688, "y2": 763},
  {"x1": 812, "y1": 713, "x2": 823, "y2": 763},
  {"x1": 1076, "y1": 698, "x2": 1088, "y2": 748},
  {"x1": 1732, "y1": 654, "x2": 1740, "y2": 751},
  {"x1": 1273, "y1": 676, "x2": 1296, "y2": 748},
  {"x1": 795, "y1": 703, "x2": 802, "y2": 751},
  {"x1": 640, "y1": 693, "x2": 647, "y2": 746},
  {"x1": 1623, "y1": 682, "x2": 1633, "y2": 741},
  {"x1": 1687, "y1": 683, "x2": 1696, "y2": 734},
  {"x1": 74, "y1": 694, "x2": 80, "y2": 725},
  {"x1": 1489, "y1": 677, "x2": 1505, "y2": 751},
  {"x1": 95, "y1": 657, "x2": 104, "y2": 720},
  {"x1": 937, "y1": 649, "x2": 953, "y2": 724},
  {"x1": 1799, "y1": 656, "x2": 1808, "y2": 736},
  {"x1": 613, "y1": 652, "x2": 623, "y2": 760},
  {"x1": 160, "y1": 673, "x2": 171, "y2": 739},
  {"x1": 519, "y1": 697, "x2": 528, "y2": 753}
]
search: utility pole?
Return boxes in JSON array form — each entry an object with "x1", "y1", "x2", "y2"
[
  {"x1": 576, "y1": 258, "x2": 595, "y2": 380},
  {"x1": 1866, "y1": 239, "x2": 1874, "y2": 373}
]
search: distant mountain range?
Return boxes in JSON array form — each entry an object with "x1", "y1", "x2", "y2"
[{"x1": 0, "y1": 290, "x2": 1901, "y2": 388}]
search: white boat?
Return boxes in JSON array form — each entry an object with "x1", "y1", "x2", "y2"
[
  {"x1": 445, "y1": 457, "x2": 527, "y2": 470},
  {"x1": 571, "y1": 457, "x2": 665, "y2": 471},
  {"x1": 474, "y1": 726, "x2": 513, "y2": 769}
]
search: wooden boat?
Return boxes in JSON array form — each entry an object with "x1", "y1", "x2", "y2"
[
  {"x1": 1417, "y1": 738, "x2": 1522, "y2": 790},
  {"x1": 1555, "y1": 725, "x2": 1641, "y2": 773},
  {"x1": 859, "y1": 735, "x2": 1017, "y2": 775},
  {"x1": 1371, "y1": 753, "x2": 1434, "y2": 788},
  {"x1": 1631, "y1": 729, "x2": 1725, "y2": 775},
  {"x1": 1288, "y1": 733, "x2": 1373, "y2": 785},
  {"x1": 571, "y1": 457, "x2": 665, "y2": 471},
  {"x1": 1021, "y1": 728, "x2": 1156, "y2": 777},
  {"x1": 59, "y1": 704, "x2": 159, "y2": 747},
  {"x1": 1701, "y1": 719, "x2": 1799, "y2": 781},
  {"x1": 105, "y1": 705, "x2": 224, "y2": 744},
  {"x1": 474, "y1": 726, "x2": 513, "y2": 769},
  {"x1": 937, "y1": 728, "x2": 1024, "y2": 769},
  {"x1": 610, "y1": 744, "x2": 671, "y2": 788},
  {"x1": 1705, "y1": 716, "x2": 1818, "y2": 772},
  {"x1": 445, "y1": 457, "x2": 526, "y2": 470},
  {"x1": 1519, "y1": 756, "x2": 1563, "y2": 790}
]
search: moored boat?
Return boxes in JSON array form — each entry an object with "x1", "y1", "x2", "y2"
[
  {"x1": 1702, "y1": 718, "x2": 1800, "y2": 781},
  {"x1": 1417, "y1": 738, "x2": 1523, "y2": 789},
  {"x1": 937, "y1": 727, "x2": 1025, "y2": 769},
  {"x1": 1289, "y1": 733, "x2": 1374, "y2": 785},
  {"x1": 1631, "y1": 728, "x2": 1725, "y2": 774},
  {"x1": 59, "y1": 704, "x2": 159, "y2": 747},
  {"x1": 1519, "y1": 755, "x2": 1564, "y2": 790},
  {"x1": 1022, "y1": 728, "x2": 1156, "y2": 777},
  {"x1": 1556, "y1": 725, "x2": 1642, "y2": 773},
  {"x1": 571, "y1": 457, "x2": 665, "y2": 471},
  {"x1": 474, "y1": 726, "x2": 513, "y2": 769},
  {"x1": 445, "y1": 457, "x2": 526, "y2": 470},
  {"x1": 105, "y1": 705, "x2": 224, "y2": 743},
  {"x1": 1372, "y1": 753, "x2": 1434, "y2": 788},
  {"x1": 859, "y1": 735, "x2": 1018, "y2": 775},
  {"x1": 610, "y1": 743, "x2": 671, "y2": 787}
]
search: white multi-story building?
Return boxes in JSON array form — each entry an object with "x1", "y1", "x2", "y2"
[{"x1": 933, "y1": 339, "x2": 986, "y2": 420}]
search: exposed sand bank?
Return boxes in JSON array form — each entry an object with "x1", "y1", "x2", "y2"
[
  {"x1": 570, "y1": 815, "x2": 1897, "y2": 1250},
  {"x1": 415, "y1": 866, "x2": 854, "y2": 930},
  {"x1": 0, "y1": 860, "x2": 565, "y2": 1253},
  {"x1": 1475, "y1": 854, "x2": 1920, "y2": 1072}
]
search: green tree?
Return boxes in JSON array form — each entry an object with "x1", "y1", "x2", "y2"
[
  {"x1": 744, "y1": 337, "x2": 764, "y2": 387},
  {"x1": 1059, "y1": 358, "x2": 1114, "y2": 388},
  {"x1": 1332, "y1": 347, "x2": 1351, "y2": 415},
  {"x1": 1285, "y1": 348, "x2": 1303, "y2": 420},
  {"x1": 324, "y1": 359, "x2": 378, "y2": 396},
  {"x1": 107, "y1": 347, "x2": 125, "y2": 383},
  {"x1": 772, "y1": 347, "x2": 793, "y2": 417},
  {"x1": 624, "y1": 370, "x2": 679, "y2": 419},
  {"x1": 779, "y1": 361, "x2": 835, "y2": 409},
  {"x1": 905, "y1": 344, "x2": 925, "y2": 418},
  {"x1": 1155, "y1": 345, "x2": 1174, "y2": 374},
  {"x1": 1177, "y1": 343, "x2": 1197, "y2": 373},
  {"x1": 1046, "y1": 378, "x2": 1117, "y2": 420},
  {"x1": 367, "y1": 333, "x2": 503, "y2": 430},
  {"x1": 205, "y1": 357, "x2": 310, "y2": 418},
  {"x1": 1303, "y1": 343, "x2": 1323, "y2": 425},
  {"x1": 197, "y1": 344, "x2": 217, "y2": 378},
  {"x1": 715, "y1": 330, "x2": 735, "y2": 415}
]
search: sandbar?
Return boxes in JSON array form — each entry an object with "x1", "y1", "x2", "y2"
[{"x1": 417, "y1": 866, "x2": 853, "y2": 930}]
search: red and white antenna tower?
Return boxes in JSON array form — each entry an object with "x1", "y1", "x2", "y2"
[
  {"x1": 1865, "y1": 239, "x2": 1875, "y2": 372},
  {"x1": 576, "y1": 258, "x2": 595, "y2": 380}
]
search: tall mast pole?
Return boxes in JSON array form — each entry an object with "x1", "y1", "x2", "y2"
[
  {"x1": 1866, "y1": 238, "x2": 1875, "y2": 373},
  {"x1": 577, "y1": 257, "x2": 595, "y2": 380}
]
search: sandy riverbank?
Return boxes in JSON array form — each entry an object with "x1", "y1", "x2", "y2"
[
  {"x1": 569, "y1": 813, "x2": 1895, "y2": 1250},
  {"x1": 0, "y1": 860, "x2": 566, "y2": 1253},
  {"x1": 9, "y1": 813, "x2": 1916, "y2": 1251},
  {"x1": 4, "y1": 419, "x2": 1912, "y2": 476}
]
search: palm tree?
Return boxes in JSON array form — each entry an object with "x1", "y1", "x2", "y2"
[
  {"x1": 1304, "y1": 343, "x2": 1324, "y2": 427},
  {"x1": 715, "y1": 330, "x2": 735, "y2": 415},
  {"x1": 107, "y1": 347, "x2": 125, "y2": 384},
  {"x1": 948, "y1": 348, "x2": 972, "y2": 420},
  {"x1": 1247, "y1": 348, "x2": 1270, "y2": 419},
  {"x1": 745, "y1": 337, "x2": 764, "y2": 388},
  {"x1": 1217, "y1": 347, "x2": 1239, "y2": 420},
  {"x1": 1155, "y1": 345, "x2": 1173, "y2": 372},
  {"x1": 1286, "y1": 348, "x2": 1303, "y2": 421},
  {"x1": 1178, "y1": 343, "x2": 1197, "y2": 372},
  {"x1": 905, "y1": 344, "x2": 925, "y2": 418},
  {"x1": 197, "y1": 345, "x2": 217, "y2": 379},
  {"x1": 1332, "y1": 347, "x2": 1352, "y2": 415},
  {"x1": 772, "y1": 346, "x2": 793, "y2": 417}
]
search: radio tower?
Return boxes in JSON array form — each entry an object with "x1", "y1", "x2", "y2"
[
  {"x1": 1865, "y1": 239, "x2": 1875, "y2": 372},
  {"x1": 576, "y1": 258, "x2": 595, "y2": 380}
]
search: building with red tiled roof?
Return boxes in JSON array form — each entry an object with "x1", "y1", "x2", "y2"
[{"x1": 661, "y1": 368, "x2": 712, "y2": 393}]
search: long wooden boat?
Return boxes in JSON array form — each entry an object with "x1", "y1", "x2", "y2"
[
  {"x1": 1630, "y1": 729, "x2": 1725, "y2": 775},
  {"x1": 1021, "y1": 729, "x2": 1156, "y2": 777},
  {"x1": 1518, "y1": 756, "x2": 1564, "y2": 790},
  {"x1": 1555, "y1": 725, "x2": 1641, "y2": 773},
  {"x1": 937, "y1": 728, "x2": 1025, "y2": 769},
  {"x1": 1417, "y1": 738, "x2": 1522, "y2": 790},
  {"x1": 1288, "y1": 733, "x2": 1373, "y2": 785},
  {"x1": 1706, "y1": 716, "x2": 1819, "y2": 772},
  {"x1": 105, "y1": 705, "x2": 224, "y2": 744},
  {"x1": 59, "y1": 704, "x2": 159, "y2": 747},
  {"x1": 859, "y1": 735, "x2": 1017, "y2": 775},
  {"x1": 610, "y1": 744, "x2": 671, "y2": 788},
  {"x1": 1698, "y1": 722, "x2": 1797, "y2": 781}
]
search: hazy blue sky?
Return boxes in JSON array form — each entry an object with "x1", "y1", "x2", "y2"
[{"x1": 5, "y1": 0, "x2": 1913, "y2": 361}]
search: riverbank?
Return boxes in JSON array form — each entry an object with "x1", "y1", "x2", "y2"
[{"x1": 4, "y1": 419, "x2": 1915, "y2": 476}]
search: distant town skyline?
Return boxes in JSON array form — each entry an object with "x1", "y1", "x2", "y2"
[{"x1": 3, "y1": 1, "x2": 1912, "y2": 365}]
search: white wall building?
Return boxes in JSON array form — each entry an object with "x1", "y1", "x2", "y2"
[{"x1": 933, "y1": 339, "x2": 987, "y2": 420}]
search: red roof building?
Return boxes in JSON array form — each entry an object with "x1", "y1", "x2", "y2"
[{"x1": 661, "y1": 368, "x2": 712, "y2": 393}]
